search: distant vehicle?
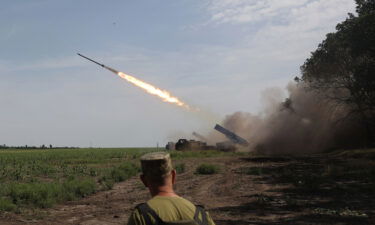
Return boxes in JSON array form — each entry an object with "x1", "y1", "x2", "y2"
[
  {"x1": 165, "y1": 142, "x2": 175, "y2": 150},
  {"x1": 172, "y1": 139, "x2": 208, "y2": 151},
  {"x1": 214, "y1": 124, "x2": 249, "y2": 146},
  {"x1": 166, "y1": 124, "x2": 249, "y2": 152}
]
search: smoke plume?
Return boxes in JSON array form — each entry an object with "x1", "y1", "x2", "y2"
[{"x1": 217, "y1": 82, "x2": 366, "y2": 155}]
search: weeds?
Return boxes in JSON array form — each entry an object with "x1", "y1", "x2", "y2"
[
  {"x1": 313, "y1": 207, "x2": 368, "y2": 218},
  {"x1": 170, "y1": 150, "x2": 241, "y2": 160},
  {"x1": 0, "y1": 178, "x2": 96, "y2": 210},
  {"x1": 0, "y1": 198, "x2": 16, "y2": 211},
  {"x1": 0, "y1": 148, "x2": 223, "y2": 212},
  {"x1": 0, "y1": 148, "x2": 146, "y2": 212},
  {"x1": 109, "y1": 163, "x2": 139, "y2": 182},
  {"x1": 238, "y1": 167, "x2": 263, "y2": 175},
  {"x1": 195, "y1": 164, "x2": 220, "y2": 175},
  {"x1": 174, "y1": 163, "x2": 185, "y2": 174}
]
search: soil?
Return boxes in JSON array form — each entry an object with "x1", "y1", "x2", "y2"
[{"x1": 0, "y1": 154, "x2": 374, "y2": 225}]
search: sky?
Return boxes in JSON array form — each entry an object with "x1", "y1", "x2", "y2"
[{"x1": 0, "y1": 0, "x2": 356, "y2": 147}]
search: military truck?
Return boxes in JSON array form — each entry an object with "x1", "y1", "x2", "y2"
[
  {"x1": 174, "y1": 139, "x2": 208, "y2": 151},
  {"x1": 166, "y1": 124, "x2": 249, "y2": 152}
]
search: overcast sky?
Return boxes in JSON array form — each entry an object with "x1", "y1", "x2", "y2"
[{"x1": 0, "y1": 0, "x2": 356, "y2": 147}]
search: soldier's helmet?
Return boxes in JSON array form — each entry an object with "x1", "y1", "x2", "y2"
[{"x1": 140, "y1": 152, "x2": 173, "y2": 179}]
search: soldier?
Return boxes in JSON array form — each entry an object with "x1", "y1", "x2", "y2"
[{"x1": 127, "y1": 152, "x2": 216, "y2": 225}]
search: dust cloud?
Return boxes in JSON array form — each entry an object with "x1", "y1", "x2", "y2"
[{"x1": 214, "y1": 82, "x2": 366, "y2": 155}]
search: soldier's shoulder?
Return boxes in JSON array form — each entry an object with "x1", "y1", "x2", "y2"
[{"x1": 148, "y1": 196, "x2": 195, "y2": 211}]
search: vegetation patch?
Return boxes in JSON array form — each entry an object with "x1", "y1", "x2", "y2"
[
  {"x1": 237, "y1": 167, "x2": 263, "y2": 175},
  {"x1": 170, "y1": 150, "x2": 242, "y2": 160},
  {"x1": 0, "y1": 148, "x2": 229, "y2": 212},
  {"x1": 174, "y1": 163, "x2": 185, "y2": 174},
  {"x1": 313, "y1": 207, "x2": 368, "y2": 218},
  {"x1": 0, "y1": 178, "x2": 96, "y2": 210},
  {"x1": 195, "y1": 164, "x2": 220, "y2": 175},
  {"x1": 0, "y1": 148, "x2": 148, "y2": 212},
  {"x1": 0, "y1": 197, "x2": 16, "y2": 211},
  {"x1": 109, "y1": 163, "x2": 139, "y2": 182}
]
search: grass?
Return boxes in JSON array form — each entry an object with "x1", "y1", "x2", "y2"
[
  {"x1": 0, "y1": 198, "x2": 16, "y2": 212},
  {"x1": 169, "y1": 150, "x2": 242, "y2": 160},
  {"x1": 0, "y1": 163, "x2": 138, "y2": 210},
  {"x1": 174, "y1": 163, "x2": 186, "y2": 174},
  {"x1": 0, "y1": 148, "x2": 230, "y2": 212},
  {"x1": 238, "y1": 167, "x2": 264, "y2": 175},
  {"x1": 195, "y1": 163, "x2": 220, "y2": 175},
  {"x1": 3, "y1": 178, "x2": 96, "y2": 208},
  {"x1": 312, "y1": 207, "x2": 368, "y2": 218},
  {"x1": 241, "y1": 148, "x2": 375, "y2": 223},
  {"x1": 329, "y1": 148, "x2": 375, "y2": 159},
  {"x1": 0, "y1": 148, "x2": 154, "y2": 212}
]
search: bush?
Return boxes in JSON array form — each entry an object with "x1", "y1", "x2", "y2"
[
  {"x1": 2, "y1": 178, "x2": 97, "y2": 210},
  {"x1": 195, "y1": 164, "x2": 220, "y2": 175},
  {"x1": 110, "y1": 163, "x2": 138, "y2": 182},
  {"x1": 0, "y1": 198, "x2": 16, "y2": 211},
  {"x1": 99, "y1": 163, "x2": 139, "y2": 190},
  {"x1": 238, "y1": 167, "x2": 263, "y2": 175},
  {"x1": 98, "y1": 175, "x2": 115, "y2": 190},
  {"x1": 8, "y1": 182, "x2": 61, "y2": 208},
  {"x1": 62, "y1": 178, "x2": 96, "y2": 199},
  {"x1": 174, "y1": 163, "x2": 185, "y2": 174}
]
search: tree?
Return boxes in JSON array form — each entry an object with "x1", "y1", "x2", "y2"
[{"x1": 301, "y1": 0, "x2": 375, "y2": 145}]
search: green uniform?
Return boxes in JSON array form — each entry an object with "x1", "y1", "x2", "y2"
[{"x1": 127, "y1": 196, "x2": 215, "y2": 225}]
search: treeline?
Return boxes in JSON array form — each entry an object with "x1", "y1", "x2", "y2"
[
  {"x1": 299, "y1": 0, "x2": 375, "y2": 146},
  {"x1": 0, "y1": 144, "x2": 78, "y2": 149}
]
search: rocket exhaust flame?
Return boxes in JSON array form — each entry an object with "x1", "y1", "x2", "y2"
[
  {"x1": 117, "y1": 72, "x2": 190, "y2": 108},
  {"x1": 77, "y1": 53, "x2": 193, "y2": 110}
]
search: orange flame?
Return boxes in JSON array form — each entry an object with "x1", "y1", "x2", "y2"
[{"x1": 117, "y1": 72, "x2": 193, "y2": 110}]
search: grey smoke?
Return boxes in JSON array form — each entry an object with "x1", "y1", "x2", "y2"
[{"x1": 215, "y1": 82, "x2": 366, "y2": 155}]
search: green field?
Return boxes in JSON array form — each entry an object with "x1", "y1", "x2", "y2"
[
  {"x1": 0, "y1": 148, "x2": 234, "y2": 212},
  {"x1": 0, "y1": 148, "x2": 158, "y2": 212}
]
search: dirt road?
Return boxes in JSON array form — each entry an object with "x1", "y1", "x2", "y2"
[{"x1": 1, "y1": 154, "x2": 374, "y2": 224}]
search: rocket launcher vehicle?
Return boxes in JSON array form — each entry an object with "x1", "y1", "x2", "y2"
[
  {"x1": 214, "y1": 124, "x2": 249, "y2": 146},
  {"x1": 192, "y1": 132, "x2": 207, "y2": 142}
]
